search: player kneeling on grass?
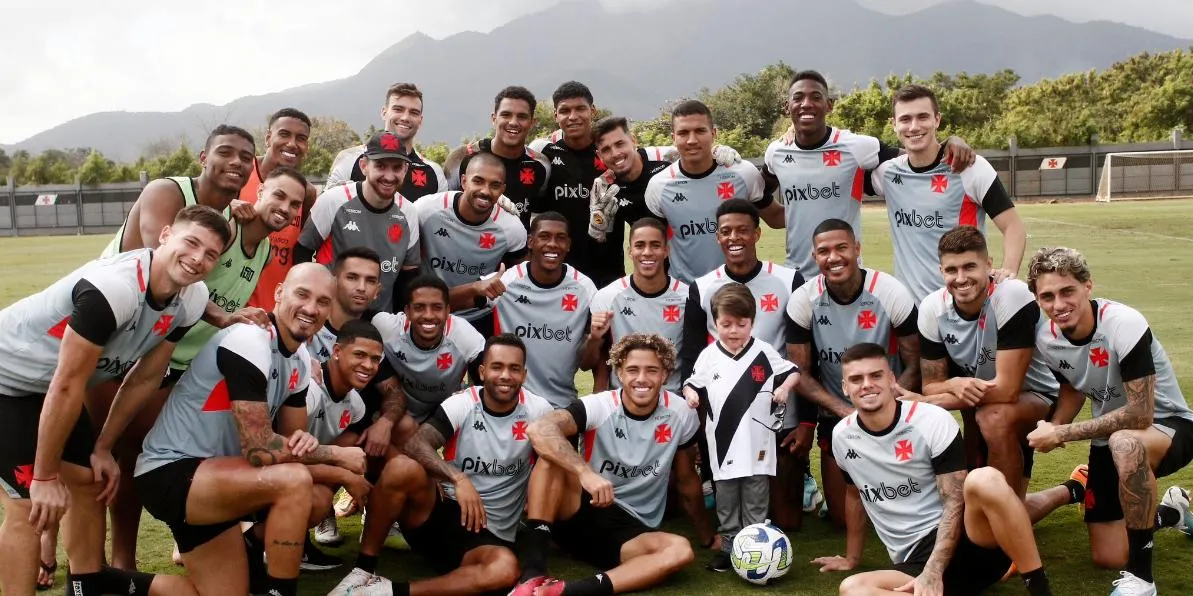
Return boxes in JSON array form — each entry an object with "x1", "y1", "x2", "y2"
[
  {"x1": 812, "y1": 342, "x2": 1053, "y2": 596},
  {"x1": 329, "y1": 333, "x2": 553, "y2": 596},
  {"x1": 681, "y1": 282, "x2": 799, "y2": 572},
  {"x1": 1025, "y1": 247, "x2": 1193, "y2": 596},
  {"x1": 511, "y1": 332, "x2": 713, "y2": 596}
]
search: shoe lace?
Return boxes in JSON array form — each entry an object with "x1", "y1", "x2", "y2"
[{"x1": 1111, "y1": 572, "x2": 1148, "y2": 595}]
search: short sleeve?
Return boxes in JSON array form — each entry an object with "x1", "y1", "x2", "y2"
[
  {"x1": 919, "y1": 405, "x2": 961, "y2": 459},
  {"x1": 644, "y1": 173, "x2": 666, "y2": 218},
  {"x1": 674, "y1": 402, "x2": 701, "y2": 447},
  {"x1": 872, "y1": 272, "x2": 917, "y2": 329},
  {"x1": 451, "y1": 317, "x2": 485, "y2": 364},
  {"x1": 66, "y1": 279, "x2": 120, "y2": 346},
  {"x1": 738, "y1": 162, "x2": 765, "y2": 202},
  {"x1": 371, "y1": 311, "x2": 405, "y2": 343},
  {"x1": 917, "y1": 293, "x2": 947, "y2": 360},
  {"x1": 589, "y1": 284, "x2": 615, "y2": 316}
]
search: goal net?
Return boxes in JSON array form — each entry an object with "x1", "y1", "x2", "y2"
[{"x1": 1095, "y1": 150, "x2": 1193, "y2": 202}]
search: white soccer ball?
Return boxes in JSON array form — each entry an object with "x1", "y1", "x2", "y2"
[{"x1": 730, "y1": 520, "x2": 793, "y2": 585}]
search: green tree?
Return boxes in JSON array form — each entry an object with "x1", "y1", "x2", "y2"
[
  {"x1": 77, "y1": 150, "x2": 117, "y2": 185},
  {"x1": 25, "y1": 150, "x2": 75, "y2": 184},
  {"x1": 146, "y1": 144, "x2": 201, "y2": 179},
  {"x1": 301, "y1": 117, "x2": 362, "y2": 178},
  {"x1": 699, "y1": 62, "x2": 796, "y2": 140},
  {"x1": 416, "y1": 141, "x2": 450, "y2": 165}
]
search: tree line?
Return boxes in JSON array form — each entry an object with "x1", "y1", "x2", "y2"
[{"x1": 4, "y1": 49, "x2": 1190, "y2": 187}]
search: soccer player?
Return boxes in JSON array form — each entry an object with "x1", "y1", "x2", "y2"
[
  {"x1": 444, "y1": 86, "x2": 552, "y2": 227},
  {"x1": 785, "y1": 218, "x2": 920, "y2": 527},
  {"x1": 589, "y1": 217, "x2": 687, "y2": 392},
  {"x1": 511, "y1": 333, "x2": 713, "y2": 595},
  {"x1": 490, "y1": 212, "x2": 602, "y2": 408},
  {"x1": 330, "y1": 334, "x2": 553, "y2": 596},
  {"x1": 100, "y1": 125, "x2": 255, "y2": 257},
  {"x1": 416, "y1": 152, "x2": 528, "y2": 336},
  {"x1": 130, "y1": 263, "x2": 366, "y2": 596},
  {"x1": 296, "y1": 131, "x2": 421, "y2": 312},
  {"x1": 0, "y1": 205, "x2": 227, "y2": 596},
  {"x1": 371, "y1": 275, "x2": 485, "y2": 423},
  {"x1": 645, "y1": 100, "x2": 784, "y2": 284},
  {"x1": 239, "y1": 108, "x2": 321, "y2": 311},
  {"x1": 307, "y1": 247, "x2": 383, "y2": 363},
  {"x1": 872, "y1": 84, "x2": 1026, "y2": 302},
  {"x1": 764, "y1": 70, "x2": 975, "y2": 281},
  {"x1": 811, "y1": 343, "x2": 1053, "y2": 596},
  {"x1": 1026, "y1": 247, "x2": 1193, "y2": 595},
  {"x1": 916, "y1": 226, "x2": 1059, "y2": 495},
  {"x1": 587, "y1": 116, "x2": 672, "y2": 243},
  {"x1": 682, "y1": 283, "x2": 800, "y2": 572},
  {"x1": 326, "y1": 83, "x2": 448, "y2": 199}
]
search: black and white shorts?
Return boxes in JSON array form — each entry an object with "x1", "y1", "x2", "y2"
[{"x1": 0, "y1": 393, "x2": 94, "y2": 499}]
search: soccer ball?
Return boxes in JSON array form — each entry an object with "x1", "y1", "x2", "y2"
[{"x1": 730, "y1": 521, "x2": 792, "y2": 585}]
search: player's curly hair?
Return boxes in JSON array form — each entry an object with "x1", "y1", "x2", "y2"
[
  {"x1": 1026, "y1": 246, "x2": 1091, "y2": 294},
  {"x1": 607, "y1": 333, "x2": 677, "y2": 374}
]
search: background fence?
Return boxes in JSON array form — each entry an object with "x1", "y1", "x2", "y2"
[{"x1": 3, "y1": 135, "x2": 1192, "y2": 237}]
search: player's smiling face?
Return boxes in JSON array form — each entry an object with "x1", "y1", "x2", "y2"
[
  {"x1": 481, "y1": 344, "x2": 527, "y2": 407},
  {"x1": 160, "y1": 221, "x2": 225, "y2": 286},
  {"x1": 892, "y1": 97, "x2": 941, "y2": 154},
  {"x1": 461, "y1": 161, "x2": 506, "y2": 216},
  {"x1": 529, "y1": 219, "x2": 571, "y2": 275},
  {"x1": 813, "y1": 229, "x2": 860, "y2": 285},
  {"x1": 787, "y1": 79, "x2": 831, "y2": 138},
  {"x1": 716, "y1": 212, "x2": 760, "y2": 268},
  {"x1": 715, "y1": 314, "x2": 753, "y2": 353},
  {"x1": 383, "y1": 94, "x2": 424, "y2": 142},
  {"x1": 554, "y1": 97, "x2": 594, "y2": 144},
  {"x1": 405, "y1": 287, "x2": 448, "y2": 346},
  {"x1": 616, "y1": 348, "x2": 667, "y2": 409},
  {"x1": 940, "y1": 250, "x2": 991, "y2": 309},
  {"x1": 335, "y1": 257, "x2": 381, "y2": 316},
  {"x1": 362, "y1": 157, "x2": 408, "y2": 200},
  {"x1": 1032, "y1": 272, "x2": 1094, "y2": 335},
  {"x1": 255, "y1": 176, "x2": 304, "y2": 233},
  {"x1": 265, "y1": 117, "x2": 310, "y2": 168},
  {"x1": 629, "y1": 225, "x2": 669, "y2": 279},
  {"x1": 842, "y1": 356, "x2": 896, "y2": 413},
  {"x1": 492, "y1": 98, "x2": 534, "y2": 148},
  {"x1": 596, "y1": 128, "x2": 638, "y2": 178},
  {"x1": 275, "y1": 266, "x2": 335, "y2": 343},
  {"x1": 333, "y1": 338, "x2": 384, "y2": 390},
  {"x1": 200, "y1": 134, "x2": 255, "y2": 193}
]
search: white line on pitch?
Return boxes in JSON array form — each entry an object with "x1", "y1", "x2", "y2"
[{"x1": 1022, "y1": 217, "x2": 1193, "y2": 243}]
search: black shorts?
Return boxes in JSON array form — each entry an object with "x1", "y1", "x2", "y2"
[
  {"x1": 892, "y1": 528, "x2": 1012, "y2": 595},
  {"x1": 551, "y1": 491, "x2": 652, "y2": 570},
  {"x1": 0, "y1": 394, "x2": 94, "y2": 499},
  {"x1": 135, "y1": 458, "x2": 239, "y2": 553},
  {"x1": 817, "y1": 416, "x2": 841, "y2": 453},
  {"x1": 1084, "y1": 416, "x2": 1193, "y2": 523},
  {"x1": 402, "y1": 495, "x2": 512, "y2": 574}
]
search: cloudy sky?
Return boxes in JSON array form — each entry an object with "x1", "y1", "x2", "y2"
[{"x1": 2, "y1": 0, "x2": 1190, "y2": 144}]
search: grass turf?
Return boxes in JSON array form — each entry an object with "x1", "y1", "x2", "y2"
[{"x1": 2, "y1": 199, "x2": 1193, "y2": 595}]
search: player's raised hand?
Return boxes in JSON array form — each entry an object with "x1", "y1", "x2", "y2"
[
  {"x1": 579, "y1": 469, "x2": 615, "y2": 508},
  {"x1": 229, "y1": 199, "x2": 256, "y2": 223},
  {"x1": 588, "y1": 171, "x2": 621, "y2": 242},
  {"x1": 454, "y1": 477, "x2": 487, "y2": 532},
  {"x1": 712, "y1": 145, "x2": 743, "y2": 167},
  {"x1": 1027, "y1": 420, "x2": 1064, "y2": 453},
  {"x1": 228, "y1": 306, "x2": 270, "y2": 328},
  {"x1": 781, "y1": 124, "x2": 796, "y2": 145},
  {"x1": 476, "y1": 264, "x2": 507, "y2": 300},
  {"x1": 990, "y1": 268, "x2": 1016, "y2": 283},
  {"x1": 495, "y1": 194, "x2": 521, "y2": 217},
  {"x1": 682, "y1": 386, "x2": 701, "y2": 409},
  {"x1": 811, "y1": 554, "x2": 857, "y2": 572},
  {"x1": 942, "y1": 136, "x2": 976, "y2": 172},
  {"x1": 951, "y1": 377, "x2": 993, "y2": 406},
  {"x1": 91, "y1": 448, "x2": 121, "y2": 506},
  {"x1": 590, "y1": 311, "x2": 613, "y2": 339}
]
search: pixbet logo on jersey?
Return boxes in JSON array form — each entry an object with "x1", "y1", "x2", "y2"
[
  {"x1": 514, "y1": 323, "x2": 574, "y2": 342},
  {"x1": 677, "y1": 217, "x2": 718, "y2": 238},
  {"x1": 460, "y1": 457, "x2": 527, "y2": 476},
  {"x1": 598, "y1": 458, "x2": 664, "y2": 478},
  {"x1": 892, "y1": 209, "x2": 947, "y2": 229},
  {"x1": 860, "y1": 477, "x2": 923, "y2": 503},
  {"x1": 554, "y1": 184, "x2": 590, "y2": 200},
  {"x1": 379, "y1": 257, "x2": 407, "y2": 273},
  {"x1": 430, "y1": 256, "x2": 487, "y2": 277},
  {"x1": 783, "y1": 181, "x2": 841, "y2": 203}
]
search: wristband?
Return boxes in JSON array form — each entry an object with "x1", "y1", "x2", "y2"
[
  {"x1": 799, "y1": 422, "x2": 816, "y2": 428},
  {"x1": 33, "y1": 475, "x2": 57, "y2": 482}
]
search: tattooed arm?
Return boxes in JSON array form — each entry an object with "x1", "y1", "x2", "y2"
[
  {"x1": 910, "y1": 357, "x2": 972, "y2": 410},
  {"x1": 1057, "y1": 375, "x2": 1155, "y2": 442},
  {"x1": 357, "y1": 371, "x2": 408, "y2": 457},
  {"x1": 406, "y1": 405, "x2": 488, "y2": 531},
  {"x1": 230, "y1": 400, "x2": 359, "y2": 470},
  {"x1": 918, "y1": 469, "x2": 966, "y2": 590},
  {"x1": 376, "y1": 374, "x2": 408, "y2": 422},
  {"x1": 895, "y1": 333, "x2": 922, "y2": 392},
  {"x1": 403, "y1": 421, "x2": 466, "y2": 484},
  {"x1": 527, "y1": 409, "x2": 587, "y2": 476}
]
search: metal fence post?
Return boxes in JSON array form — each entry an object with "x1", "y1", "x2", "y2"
[
  {"x1": 1007, "y1": 136, "x2": 1018, "y2": 199},
  {"x1": 1174, "y1": 129, "x2": 1183, "y2": 192},
  {"x1": 76, "y1": 179, "x2": 85, "y2": 235},
  {"x1": 7, "y1": 176, "x2": 16, "y2": 237},
  {"x1": 1089, "y1": 133, "x2": 1099, "y2": 198}
]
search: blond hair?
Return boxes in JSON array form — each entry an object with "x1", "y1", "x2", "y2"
[{"x1": 1027, "y1": 246, "x2": 1091, "y2": 294}]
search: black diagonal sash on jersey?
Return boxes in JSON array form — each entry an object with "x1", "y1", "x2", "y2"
[{"x1": 711, "y1": 351, "x2": 772, "y2": 468}]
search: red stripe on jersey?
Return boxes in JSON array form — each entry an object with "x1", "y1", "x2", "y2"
[
  {"x1": 443, "y1": 432, "x2": 460, "y2": 462},
  {"x1": 662, "y1": 391, "x2": 670, "y2": 408},
  {"x1": 715, "y1": 268, "x2": 723, "y2": 279},
  {"x1": 669, "y1": 165, "x2": 677, "y2": 179},
  {"x1": 136, "y1": 258, "x2": 146, "y2": 292},
  {"x1": 516, "y1": 263, "x2": 525, "y2": 278},
  {"x1": 850, "y1": 168, "x2": 865, "y2": 201},
  {"x1": 445, "y1": 317, "x2": 453, "y2": 335},
  {"x1": 491, "y1": 204, "x2": 501, "y2": 222},
  {"x1": 519, "y1": 389, "x2": 526, "y2": 405},
  {"x1": 343, "y1": 184, "x2": 353, "y2": 201},
  {"x1": 672, "y1": 278, "x2": 681, "y2": 292},
  {"x1": 959, "y1": 195, "x2": 979, "y2": 227},
  {"x1": 572, "y1": 268, "x2": 579, "y2": 280},
  {"x1": 469, "y1": 386, "x2": 480, "y2": 403},
  {"x1": 706, "y1": 333, "x2": 714, "y2": 345},
  {"x1": 316, "y1": 237, "x2": 334, "y2": 265},
  {"x1": 492, "y1": 307, "x2": 502, "y2": 334},
  {"x1": 831, "y1": 129, "x2": 841, "y2": 144},
  {"x1": 202, "y1": 380, "x2": 232, "y2": 412},
  {"x1": 904, "y1": 400, "x2": 919, "y2": 422},
  {"x1": 766, "y1": 261, "x2": 773, "y2": 274},
  {"x1": 47, "y1": 316, "x2": 70, "y2": 339},
  {"x1": 1099, "y1": 302, "x2": 1111, "y2": 320},
  {"x1": 868, "y1": 271, "x2": 880, "y2": 293},
  {"x1": 443, "y1": 193, "x2": 449, "y2": 209},
  {"x1": 620, "y1": 277, "x2": 629, "y2": 289},
  {"x1": 611, "y1": 390, "x2": 621, "y2": 408},
  {"x1": 817, "y1": 276, "x2": 824, "y2": 294},
  {"x1": 582, "y1": 429, "x2": 597, "y2": 462},
  {"x1": 1050, "y1": 320, "x2": 1057, "y2": 338}
]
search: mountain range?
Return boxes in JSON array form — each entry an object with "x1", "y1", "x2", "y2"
[{"x1": 10, "y1": 0, "x2": 1191, "y2": 161}]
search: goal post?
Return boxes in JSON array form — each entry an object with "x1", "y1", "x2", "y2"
[{"x1": 1095, "y1": 149, "x2": 1193, "y2": 202}]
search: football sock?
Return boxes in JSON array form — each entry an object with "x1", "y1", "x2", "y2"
[
  {"x1": 355, "y1": 553, "x2": 379, "y2": 574},
  {"x1": 391, "y1": 581, "x2": 411, "y2": 596},
  {"x1": 561, "y1": 573, "x2": 615, "y2": 596},
  {"x1": 519, "y1": 520, "x2": 552, "y2": 581},
  {"x1": 1125, "y1": 527, "x2": 1155, "y2": 583},
  {"x1": 1156, "y1": 504, "x2": 1182, "y2": 528},
  {"x1": 1061, "y1": 479, "x2": 1085, "y2": 505},
  {"x1": 265, "y1": 574, "x2": 297, "y2": 596},
  {"x1": 1020, "y1": 566, "x2": 1052, "y2": 596},
  {"x1": 67, "y1": 568, "x2": 156, "y2": 596}
]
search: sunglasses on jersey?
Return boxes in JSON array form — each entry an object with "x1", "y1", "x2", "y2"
[{"x1": 750, "y1": 393, "x2": 786, "y2": 433}]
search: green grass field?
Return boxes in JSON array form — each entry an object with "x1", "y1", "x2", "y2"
[{"x1": 3, "y1": 200, "x2": 1193, "y2": 595}]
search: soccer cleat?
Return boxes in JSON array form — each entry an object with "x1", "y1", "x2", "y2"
[
  {"x1": 803, "y1": 472, "x2": 824, "y2": 513},
  {"x1": 1070, "y1": 464, "x2": 1089, "y2": 486},
  {"x1": 1109, "y1": 571, "x2": 1156, "y2": 595},
  {"x1": 314, "y1": 514, "x2": 344, "y2": 546},
  {"x1": 300, "y1": 536, "x2": 342, "y2": 571},
  {"x1": 334, "y1": 490, "x2": 358, "y2": 518},
  {"x1": 1160, "y1": 485, "x2": 1192, "y2": 533},
  {"x1": 508, "y1": 576, "x2": 550, "y2": 596},
  {"x1": 705, "y1": 551, "x2": 732, "y2": 572},
  {"x1": 531, "y1": 579, "x2": 566, "y2": 596},
  {"x1": 327, "y1": 568, "x2": 392, "y2": 596},
  {"x1": 999, "y1": 562, "x2": 1018, "y2": 582}
]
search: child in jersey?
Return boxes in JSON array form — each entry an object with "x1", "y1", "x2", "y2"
[{"x1": 682, "y1": 282, "x2": 799, "y2": 571}]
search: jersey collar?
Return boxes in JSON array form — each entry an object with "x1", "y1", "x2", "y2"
[
  {"x1": 715, "y1": 337, "x2": 755, "y2": 360},
  {"x1": 724, "y1": 261, "x2": 763, "y2": 284},
  {"x1": 857, "y1": 400, "x2": 902, "y2": 437},
  {"x1": 268, "y1": 313, "x2": 296, "y2": 358}
]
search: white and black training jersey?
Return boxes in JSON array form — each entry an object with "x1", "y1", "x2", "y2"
[
  {"x1": 685, "y1": 338, "x2": 797, "y2": 480},
  {"x1": 918, "y1": 279, "x2": 1059, "y2": 398},
  {"x1": 1036, "y1": 299, "x2": 1193, "y2": 446},
  {"x1": 590, "y1": 276, "x2": 689, "y2": 391},
  {"x1": 136, "y1": 319, "x2": 311, "y2": 476},
  {"x1": 427, "y1": 387, "x2": 553, "y2": 542},
  {"x1": 492, "y1": 264, "x2": 597, "y2": 407},
  {"x1": 325, "y1": 145, "x2": 447, "y2": 201},
  {"x1": 371, "y1": 311, "x2": 484, "y2": 422},
  {"x1": 786, "y1": 270, "x2": 918, "y2": 413},
  {"x1": 832, "y1": 400, "x2": 966, "y2": 565},
  {"x1": 0, "y1": 249, "x2": 206, "y2": 397},
  {"x1": 567, "y1": 389, "x2": 700, "y2": 528},
  {"x1": 644, "y1": 161, "x2": 768, "y2": 283},
  {"x1": 305, "y1": 362, "x2": 367, "y2": 444}
]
